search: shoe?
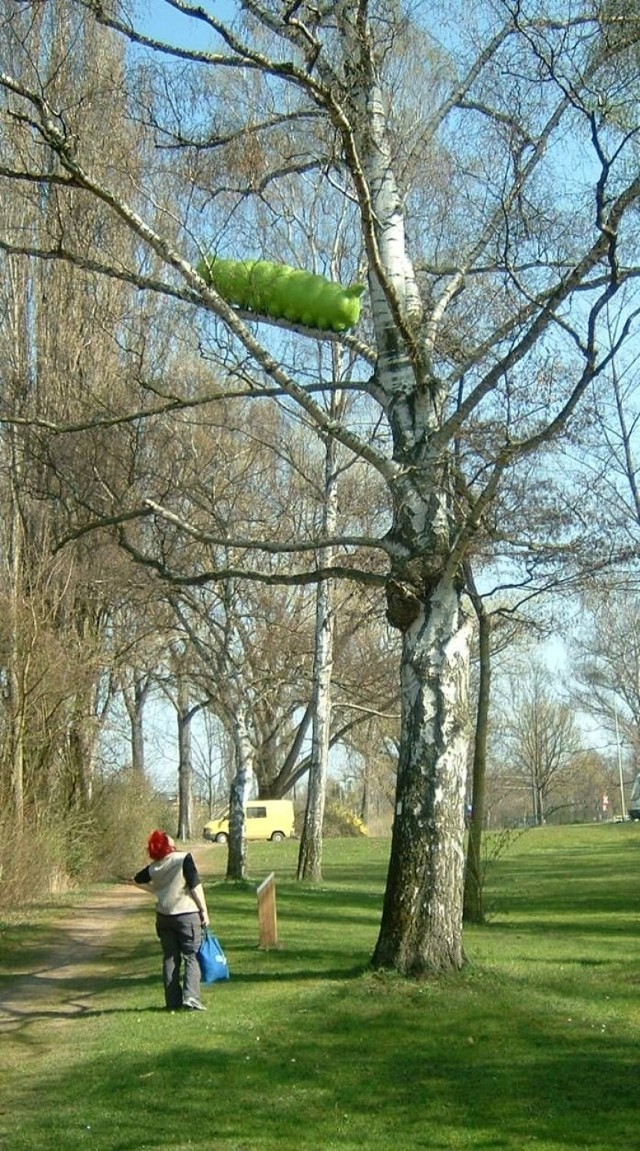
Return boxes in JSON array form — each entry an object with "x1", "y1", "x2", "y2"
[{"x1": 183, "y1": 997, "x2": 206, "y2": 1011}]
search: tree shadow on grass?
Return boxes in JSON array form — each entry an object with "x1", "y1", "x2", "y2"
[
  {"x1": 0, "y1": 1000, "x2": 172, "y2": 1036},
  {"x1": 483, "y1": 915, "x2": 640, "y2": 938},
  {"x1": 5, "y1": 974, "x2": 640, "y2": 1151}
]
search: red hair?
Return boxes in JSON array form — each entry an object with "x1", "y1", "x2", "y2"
[{"x1": 147, "y1": 830, "x2": 175, "y2": 861}]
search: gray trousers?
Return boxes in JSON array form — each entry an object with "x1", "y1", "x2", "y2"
[{"x1": 155, "y1": 911, "x2": 202, "y2": 1009}]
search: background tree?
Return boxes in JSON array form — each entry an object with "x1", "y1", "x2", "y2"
[
  {"x1": 572, "y1": 591, "x2": 640, "y2": 775},
  {"x1": 0, "y1": 4, "x2": 138, "y2": 823},
  {"x1": 502, "y1": 666, "x2": 583, "y2": 825}
]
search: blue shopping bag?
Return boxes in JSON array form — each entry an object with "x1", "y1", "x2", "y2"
[{"x1": 197, "y1": 929, "x2": 230, "y2": 984}]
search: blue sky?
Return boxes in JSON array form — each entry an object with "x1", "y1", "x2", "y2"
[{"x1": 136, "y1": 0, "x2": 239, "y2": 49}]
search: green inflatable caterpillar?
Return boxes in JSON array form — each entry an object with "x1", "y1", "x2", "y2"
[{"x1": 196, "y1": 256, "x2": 365, "y2": 332}]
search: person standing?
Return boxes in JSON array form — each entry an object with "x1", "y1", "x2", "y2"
[{"x1": 134, "y1": 830, "x2": 210, "y2": 1011}]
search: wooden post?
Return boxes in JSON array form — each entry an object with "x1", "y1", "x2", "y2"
[{"x1": 256, "y1": 871, "x2": 278, "y2": 949}]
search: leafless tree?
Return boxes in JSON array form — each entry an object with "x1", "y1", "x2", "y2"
[{"x1": 502, "y1": 666, "x2": 584, "y2": 825}]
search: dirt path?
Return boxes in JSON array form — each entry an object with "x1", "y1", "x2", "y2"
[
  {"x1": 0, "y1": 845, "x2": 222, "y2": 1039},
  {"x1": 0, "y1": 883, "x2": 142, "y2": 1037}
]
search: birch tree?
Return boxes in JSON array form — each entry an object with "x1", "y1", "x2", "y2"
[
  {"x1": 297, "y1": 385, "x2": 342, "y2": 881},
  {"x1": 2, "y1": 1, "x2": 640, "y2": 973}
]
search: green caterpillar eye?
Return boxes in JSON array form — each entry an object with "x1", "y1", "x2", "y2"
[{"x1": 197, "y1": 256, "x2": 365, "y2": 332}]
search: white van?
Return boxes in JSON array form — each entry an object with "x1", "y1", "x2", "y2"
[{"x1": 203, "y1": 799, "x2": 295, "y2": 844}]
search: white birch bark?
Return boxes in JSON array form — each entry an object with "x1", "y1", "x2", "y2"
[
  {"x1": 297, "y1": 390, "x2": 342, "y2": 882},
  {"x1": 227, "y1": 709, "x2": 255, "y2": 881},
  {"x1": 5, "y1": 252, "x2": 31, "y2": 835},
  {"x1": 374, "y1": 582, "x2": 473, "y2": 972},
  {"x1": 338, "y1": 15, "x2": 473, "y2": 971},
  {"x1": 297, "y1": 574, "x2": 334, "y2": 881},
  {"x1": 7, "y1": 457, "x2": 26, "y2": 834}
]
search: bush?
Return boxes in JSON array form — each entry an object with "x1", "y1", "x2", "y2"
[
  {"x1": 0, "y1": 810, "x2": 92, "y2": 908},
  {"x1": 322, "y1": 801, "x2": 369, "y2": 838},
  {"x1": 0, "y1": 773, "x2": 172, "y2": 909},
  {"x1": 86, "y1": 771, "x2": 173, "y2": 881}
]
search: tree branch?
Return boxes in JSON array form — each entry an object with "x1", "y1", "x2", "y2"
[
  {"x1": 117, "y1": 530, "x2": 388, "y2": 590},
  {"x1": 142, "y1": 497, "x2": 392, "y2": 558}
]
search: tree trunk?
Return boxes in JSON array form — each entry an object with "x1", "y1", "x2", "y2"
[
  {"x1": 123, "y1": 673, "x2": 150, "y2": 778},
  {"x1": 67, "y1": 704, "x2": 99, "y2": 808},
  {"x1": 7, "y1": 462, "x2": 26, "y2": 833},
  {"x1": 227, "y1": 711, "x2": 254, "y2": 881},
  {"x1": 360, "y1": 760, "x2": 371, "y2": 826},
  {"x1": 537, "y1": 784, "x2": 546, "y2": 826},
  {"x1": 372, "y1": 574, "x2": 472, "y2": 974},
  {"x1": 342, "y1": 23, "x2": 473, "y2": 972},
  {"x1": 463, "y1": 585, "x2": 492, "y2": 925},
  {"x1": 5, "y1": 259, "x2": 31, "y2": 833},
  {"x1": 130, "y1": 687, "x2": 146, "y2": 778},
  {"x1": 297, "y1": 391, "x2": 341, "y2": 882},
  {"x1": 176, "y1": 684, "x2": 194, "y2": 841},
  {"x1": 297, "y1": 574, "x2": 335, "y2": 881}
]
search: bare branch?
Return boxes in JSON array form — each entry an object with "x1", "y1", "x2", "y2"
[
  {"x1": 117, "y1": 531, "x2": 387, "y2": 591},
  {"x1": 142, "y1": 498, "x2": 392, "y2": 558}
]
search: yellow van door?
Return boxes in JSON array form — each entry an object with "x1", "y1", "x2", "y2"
[{"x1": 245, "y1": 804, "x2": 269, "y2": 840}]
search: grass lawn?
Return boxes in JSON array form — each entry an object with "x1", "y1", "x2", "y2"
[{"x1": 1, "y1": 824, "x2": 640, "y2": 1150}]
